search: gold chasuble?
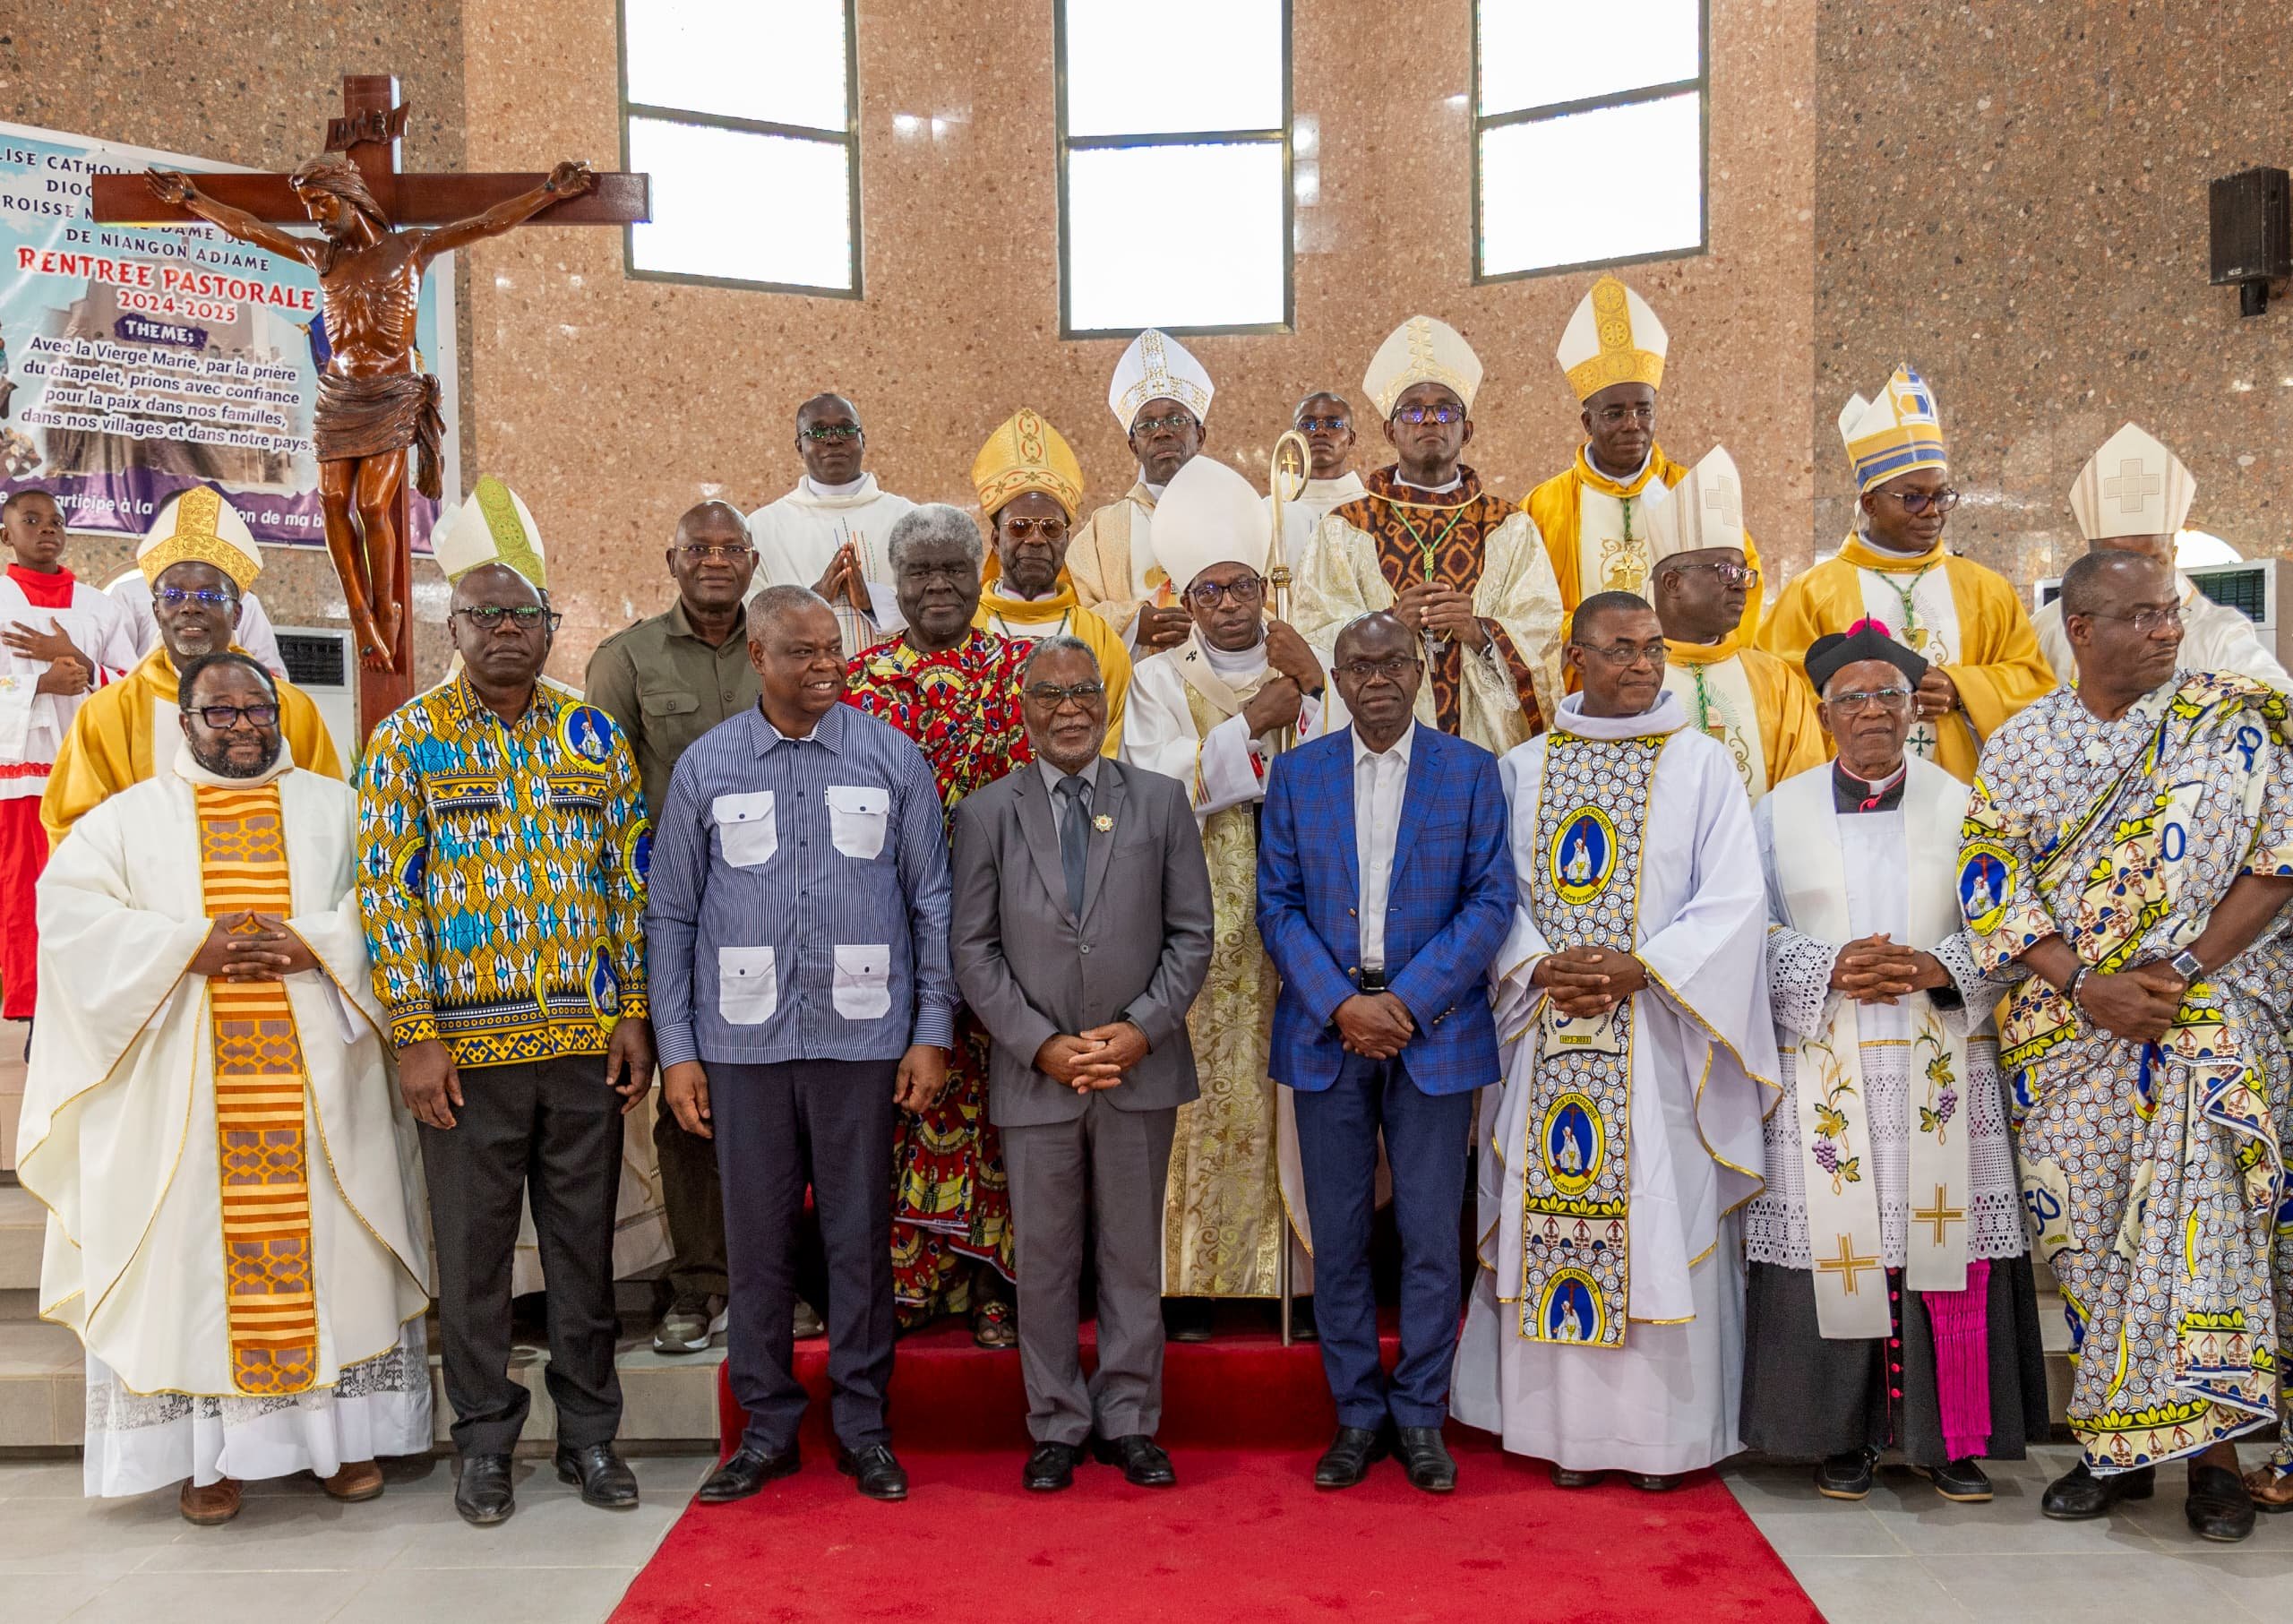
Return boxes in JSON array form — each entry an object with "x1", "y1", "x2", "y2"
[
  {"x1": 1292, "y1": 467, "x2": 1563, "y2": 755},
  {"x1": 1525, "y1": 444, "x2": 1766, "y2": 640},
  {"x1": 1661, "y1": 632, "x2": 1828, "y2": 801},
  {"x1": 41, "y1": 646, "x2": 343, "y2": 846},
  {"x1": 1756, "y1": 536, "x2": 2054, "y2": 783},
  {"x1": 194, "y1": 781, "x2": 322, "y2": 1393},
  {"x1": 1066, "y1": 484, "x2": 1160, "y2": 641}
]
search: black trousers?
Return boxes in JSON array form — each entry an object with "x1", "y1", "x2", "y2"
[
  {"x1": 712, "y1": 1058, "x2": 898, "y2": 1454},
  {"x1": 419, "y1": 1054, "x2": 624, "y2": 1455},
  {"x1": 653, "y1": 1089, "x2": 728, "y2": 1302}
]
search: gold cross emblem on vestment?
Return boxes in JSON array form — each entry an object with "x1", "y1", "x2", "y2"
[
  {"x1": 1913, "y1": 1184, "x2": 1965, "y2": 1249},
  {"x1": 1817, "y1": 1233, "x2": 1881, "y2": 1295}
]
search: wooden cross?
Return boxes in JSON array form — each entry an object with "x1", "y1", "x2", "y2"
[
  {"x1": 1912, "y1": 1183, "x2": 1965, "y2": 1249},
  {"x1": 1816, "y1": 1233, "x2": 1881, "y2": 1297},
  {"x1": 86, "y1": 74, "x2": 648, "y2": 740}
]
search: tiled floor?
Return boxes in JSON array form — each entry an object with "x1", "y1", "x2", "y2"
[{"x1": 6, "y1": 1443, "x2": 2293, "y2": 1620}]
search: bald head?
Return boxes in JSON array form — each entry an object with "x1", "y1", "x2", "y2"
[
  {"x1": 669, "y1": 499, "x2": 758, "y2": 614},
  {"x1": 794, "y1": 391, "x2": 865, "y2": 484}
]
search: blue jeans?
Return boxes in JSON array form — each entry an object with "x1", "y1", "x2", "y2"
[{"x1": 1292, "y1": 1052, "x2": 1473, "y2": 1430}]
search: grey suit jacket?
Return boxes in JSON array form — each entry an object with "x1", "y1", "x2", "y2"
[{"x1": 949, "y1": 757, "x2": 1215, "y2": 1128}]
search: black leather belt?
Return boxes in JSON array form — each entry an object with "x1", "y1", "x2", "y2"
[{"x1": 1357, "y1": 969, "x2": 1388, "y2": 992}]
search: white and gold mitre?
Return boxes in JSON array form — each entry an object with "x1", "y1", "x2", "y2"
[
  {"x1": 1109, "y1": 328, "x2": 1214, "y2": 430},
  {"x1": 1152, "y1": 455, "x2": 1271, "y2": 592},
  {"x1": 2069, "y1": 422, "x2": 2195, "y2": 542},
  {"x1": 1642, "y1": 445, "x2": 1745, "y2": 566},
  {"x1": 1557, "y1": 274, "x2": 1669, "y2": 401},
  {"x1": 432, "y1": 475, "x2": 549, "y2": 588},
  {"x1": 1839, "y1": 364, "x2": 1948, "y2": 494},
  {"x1": 136, "y1": 485, "x2": 262, "y2": 592},
  {"x1": 1363, "y1": 314, "x2": 1483, "y2": 419}
]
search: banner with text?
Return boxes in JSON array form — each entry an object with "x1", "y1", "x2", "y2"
[{"x1": 0, "y1": 118, "x2": 459, "y2": 551}]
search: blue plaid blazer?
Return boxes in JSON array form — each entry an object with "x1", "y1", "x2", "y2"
[{"x1": 1257, "y1": 724, "x2": 1515, "y2": 1096}]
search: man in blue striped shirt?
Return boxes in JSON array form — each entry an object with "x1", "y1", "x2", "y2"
[{"x1": 647, "y1": 585, "x2": 956, "y2": 1506}]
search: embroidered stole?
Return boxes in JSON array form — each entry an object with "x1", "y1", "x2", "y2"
[
  {"x1": 1772, "y1": 763, "x2": 1971, "y2": 1337},
  {"x1": 1517, "y1": 728, "x2": 1668, "y2": 1348},
  {"x1": 196, "y1": 782, "x2": 320, "y2": 1396}
]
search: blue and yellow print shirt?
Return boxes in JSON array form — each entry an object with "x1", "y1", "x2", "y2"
[{"x1": 356, "y1": 675, "x2": 653, "y2": 1067}]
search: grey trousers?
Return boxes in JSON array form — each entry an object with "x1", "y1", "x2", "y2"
[
  {"x1": 710, "y1": 1058, "x2": 897, "y2": 1454},
  {"x1": 1002, "y1": 1095, "x2": 1178, "y2": 1446}
]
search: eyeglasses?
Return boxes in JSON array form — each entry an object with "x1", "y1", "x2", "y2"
[
  {"x1": 1822, "y1": 687, "x2": 1914, "y2": 715},
  {"x1": 1570, "y1": 640, "x2": 1669, "y2": 668},
  {"x1": 1392, "y1": 403, "x2": 1464, "y2": 425},
  {"x1": 1001, "y1": 516, "x2": 1068, "y2": 541},
  {"x1": 1672, "y1": 558, "x2": 1761, "y2": 588},
  {"x1": 1131, "y1": 413, "x2": 1198, "y2": 436},
  {"x1": 1592, "y1": 404, "x2": 1656, "y2": 426},
  {"x1": 155, "y1": 586, "x2": 239, "y2": 609},
  {"x1": 191, "y1": 703, "x2": 279, "y2": 729},
  {"x1": 2080, "y1": 603, "x2": 2184, "y2": 635},
  {"x1": 676, "y1": 542, "x2": 755, "y2": 563},
  {"x1": 1185, "y1": 576, "x2": 1264, "y2": 608},
  {"x1": 1296, "y1": 415, "x2": 1351, "y2": 434},
  {"x1": 1025, "y1": 681, "x2": 1106, "y2": 706},
  {"x1": 1333, "y1": 656, "x2": 1421, "y2": 681},
  {"x1": 1880, "y1": 486, "x2": 1961, "y2": 515},
  {"x1": 799, "y1": 424, "x2": 862, "y2": 443},
  {"x1": 453, "y1": 604, "x2": 562, "y2": 632}
]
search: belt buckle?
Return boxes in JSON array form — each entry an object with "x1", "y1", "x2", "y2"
[{"x1": 1358, "y1": 969, "x2": 1387, "y2": 993}]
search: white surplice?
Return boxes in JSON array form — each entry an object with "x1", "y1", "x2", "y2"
[
  {"x1": 2031, "y1": 572, "x2": 2292, "y2": 693},
  {"x1": 18, "y1": 751, "x2": 433, "y2": 1495},
  {"x1": 0, "y1": 572, "x2": 140, "y2": 795},
  {"x1": 1451, "y1": 691, "x2": 1778, "y2": 1474},
  {"x1": 1262, "y1": 471, "x2": 1366, "y2": 573},
  {"x1": 747, "y1": 473, "x2": 916, "y2": 658}
]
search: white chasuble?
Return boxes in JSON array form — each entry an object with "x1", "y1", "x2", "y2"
[
  {"x1": 1857, "y1": 563, "x2": 1962, "y2": 763},
  {"x1": 1768, "y1": 760, "x2": 1971, "y2": 1337}
]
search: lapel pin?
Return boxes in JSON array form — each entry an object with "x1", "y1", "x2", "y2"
[{"x1": 1093, "y1": 813, "x2": 1113, "y2": 832}]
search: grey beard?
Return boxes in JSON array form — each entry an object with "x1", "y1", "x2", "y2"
[{"x1": 194, "y1": 740, "x2": 280, "y2": 779}]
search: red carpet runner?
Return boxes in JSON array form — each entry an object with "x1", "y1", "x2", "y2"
[{"x1": 611, "y1": 1321, "x2": 1817, "y2": 1624}]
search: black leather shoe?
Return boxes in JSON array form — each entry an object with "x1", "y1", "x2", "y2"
[
  {"x1": 1024, "y1": 1441, "x2": 1084, "y2": 1492},
  {"x1": 1625, "y1": 1472, "x2": 1683, "y2": 1493},
  {"x1": 1815, "y1": 1449, "x2": 1875, "y2": 1500},
  {"x1": 1314, "y1": 1425, "x2": 1389, "y2": 1489},
  {"x1": 1164, "y1": 1299, "x2": 1215, "y2": 1343},
  {"x1": 554, "y1": 1442, "x2": 639, "y2": 1509},
  {"x1": 2186, "y1": 1463, "x2": 2256, "y2": 1542},
  {"x1": 1918, "y1": 1457, "x2": 1993, "y2": 1503},
  {"x1": 454, "y1": 1453, "x2": 514, "y2": 1526},
  {"x1": 2040, "y1": 1461, "x2": 2153, "y2": 1520},
  {"x1": 1395, "y1": 1426, "x2": 1456, "y2": 1493},
  {"x1": 699, "y1": 1444, "x2": 801, "y2": 1504},
  {"x1": 837, "y1": 1442, "x2": 909, "y2": 1501},
  {"x1": 1550, "y1": 1465, "x2": 1604, "y2": 1489},
  {"x1": 1091, "y1": 1433, "x2": 1177, "y2": 1488}
]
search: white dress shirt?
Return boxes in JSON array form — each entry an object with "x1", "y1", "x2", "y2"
[{"x1": 1352, "y1": 721, "x2": 1416, "y2": 971}]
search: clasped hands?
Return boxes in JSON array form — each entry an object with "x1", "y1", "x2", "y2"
[
  {"x1": 2072, "y1": 961, "x2": 2186, "y2": 1046},
  {"x1": 4, "y1": 617, "x2": 93, "y2": 695},
  {"x1": 190, "y1": 911, "x2": 319, "y2": 983},
  {"x1": 1035, "y1": 1022, "x2": 1150, "y2": 1095},
  {"x1": 1532, "y1": 946, "x2": 1648, "y2": 1018},
  {"x1": 1828, "y1": 932, "x2": 1949, "y2": 1006},
  {"x1": 812, "y1": 539, "x2": 873, "y2": 614},
  {"x1": 1391, "y1": 581, "x2": 1487, "y2": 650},
  {"x1": 1335, "y1": 992, "x2": 1414, "y2": 1060}
]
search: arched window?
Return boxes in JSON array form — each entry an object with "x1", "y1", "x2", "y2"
[
  {"x1": 1057, "y1": 0, "x2": 1292, "y2": 336},
  {"x1": 1473, "y1": 0, "x2": 1707, "y2": 281},
  {"x1": 619, "y1": 0, "x2": 863, "y2": 296}
]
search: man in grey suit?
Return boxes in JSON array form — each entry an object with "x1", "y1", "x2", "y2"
[{"x1": 950, "y1": 634, "x2": 1215, "y2": 1492}]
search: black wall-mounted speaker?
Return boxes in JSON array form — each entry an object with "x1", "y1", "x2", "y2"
[{"x1": 2211, "y1": 167, "x2": 2291, "y2": 316}]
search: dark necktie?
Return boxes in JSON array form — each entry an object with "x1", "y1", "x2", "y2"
[{"x1": 1057, "y1": 774, "x2": 1091, "y2": 915}]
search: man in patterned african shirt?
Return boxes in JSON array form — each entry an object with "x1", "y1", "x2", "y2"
[
  {"x1": 1291, "y1": 315, "x2": 1563, "y2": 757},
  {"x1": 357, "y1": 561, "x2": 654, "y2": 1527},
  {"x1": 1121, "y1": 455, "x2": 1332, "y2": 1340},
  {"x1": 845, "y1": 503, "x2": 1027, "y2": 1346},
  {"x1": 1960, "y1": 551, "x2": 2293, "y2": 1542}
]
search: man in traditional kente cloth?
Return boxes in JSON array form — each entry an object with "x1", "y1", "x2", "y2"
[
  {"x1": 1960, "y1": 548, "x2": 2293, "y2": 1542},
  {"x1": 843, "y1": 503, "x2": 1029, "y2": 1347},
  {"x1": 145, "y1": 154, "x2": 597, "y2": 668}
]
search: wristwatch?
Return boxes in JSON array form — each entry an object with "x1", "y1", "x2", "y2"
[{"x1": 2169, "y1": 948, "x2": 2203, "y2": 983}]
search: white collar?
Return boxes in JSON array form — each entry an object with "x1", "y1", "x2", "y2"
[
  {"x1": 1553, "y1": 689, "x2": 1688, "y2": 740},
  {"x1": 1352, "y1": 719, "x2": 1417, "y2": 768},
  {"x1": 1198, "y1": 637, "x2": 1267, "y2": 678},
  {"x1": 1394, "y1": 470, "x2": 1463, "y2": 495},
  {"x1": 1139, "y1": 474, "x2": 1168, "y2": 502},
  {"x1": 172, "y1": 741, "x2": 293, "y2": 789},
  {"x1": 1583, "y1": 444, "x2": 1653, "y2": 485},
  {"x1": 1302, "y1": 471, "x2": 1366, "y2": 501},
  {"x1": 801, "y1": 473, "x2": 871, "y2": 499}
]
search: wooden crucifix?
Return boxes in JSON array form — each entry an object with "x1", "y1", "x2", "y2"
[{"x1": 88, "y1": 73, "x2": 648, "y2": 737}]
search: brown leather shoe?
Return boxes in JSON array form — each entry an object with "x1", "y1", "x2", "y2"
[
  {"x1": 179, "y1": 1476, "x2": 243, "y2": 1525},
  {"x1": 322, "y1": 1460, "x2": 385, "y2": 1502}
]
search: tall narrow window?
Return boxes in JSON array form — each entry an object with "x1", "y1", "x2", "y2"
[
  {"x1": 1473, "y1": 0, "x2": 1707, "y2": 281},
  {"x1": 1057, "y1": 0, "x2": 1292, "y2": 336},
  {"x1": 620, "y1": 0, "x2": 862, "y2": 296}
]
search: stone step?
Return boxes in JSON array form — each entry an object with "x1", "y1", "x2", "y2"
[{"x1": 0, "y1": 1182, "x2": 39, "y2": 1296}]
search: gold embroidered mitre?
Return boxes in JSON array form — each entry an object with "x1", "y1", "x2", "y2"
[
  {"x1": 432, "y1": 475, "x2": 549, "y2": 587},
  {"x1": 1557, "y1": 275, "x2": 1670, "y2": 401},
  {"x1": 136, "y1": 485, "x2": 262, "y2": 592},
  {"x1": 972, "y1": 408, "x2": 1086, "y2": 521},
  {"x1": 1840, "y1": 365, "x2": 1948, "y2": 494},
  {"x1": 1108, "y1": 328, "x2": 1214, "y2": 430},
  {"x1": 1363, "y1": 315, "x2": 1483, "y2": 419}
]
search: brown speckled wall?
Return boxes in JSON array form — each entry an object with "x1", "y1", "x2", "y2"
[
  {"x1": 459, "y1": 0, "x2": 1816, "y2": 674},
  {"x1": 2, "y1": 3, "x2": 468, "y2": 681},
  {"x1": 1813, "y1": 2, "x2": 2293, "y2": 598}
]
